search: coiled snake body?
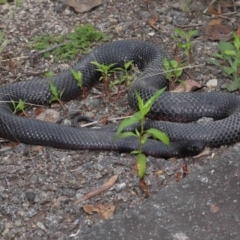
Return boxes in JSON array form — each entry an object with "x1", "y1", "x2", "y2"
[{"x1": 1, "y1": 40, "x2": 240, "y2": 157}]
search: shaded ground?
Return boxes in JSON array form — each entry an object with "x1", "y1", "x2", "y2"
[{"x1": 0, "y1": 0, "x2": 239, "y2": 239}]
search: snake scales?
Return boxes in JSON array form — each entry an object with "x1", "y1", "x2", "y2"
[{"x1": 1, "y1": 40, "x2": 240, "y2": 157}]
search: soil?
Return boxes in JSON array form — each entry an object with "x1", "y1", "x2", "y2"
[{"x1": 0, "y1": 0, "x2": 238, "y2": 239}]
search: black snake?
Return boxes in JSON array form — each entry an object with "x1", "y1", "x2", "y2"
[{"x1": 1, "y1": 40, "x2": 240, "y2": 157}]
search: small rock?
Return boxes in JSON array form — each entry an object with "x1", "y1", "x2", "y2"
[
  {"x1": 87, "y1": 98, "x2": 100, "y2": 108},
  {"x1": 114, "y1": 183, "x2": 127, "y2": 193},
  {"x1": 206, "y1": 79, "x2": 218, "y2": 88},
  {"x1": 36, "y1": 109, "x2": 60, "y2": 123},
  {"x1": 26, "y1": 191, "x2": 36, "y2": 202},
  {"x1": 0, "y1": 185, "x2": 5, "y2": 192}
]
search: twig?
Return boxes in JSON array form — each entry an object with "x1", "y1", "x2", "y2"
[{"x1": 79, "y1": 115, "x2": 133, "y2": 128}]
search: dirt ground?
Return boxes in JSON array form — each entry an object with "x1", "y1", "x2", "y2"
[{"x1": 0, "y1": 0, "x2": 239, "y2": 239}]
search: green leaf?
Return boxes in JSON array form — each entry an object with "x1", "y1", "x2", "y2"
[
  {"x1": 136, "y1": 153, "x2": 147, "y2": 179},
  {"x1": 135, "y1": 129, "x2": 140, "y2": 138},
  {"x1": 218, "y1": 41, "x2": 234, "y2": 53},
  {"x1": 223, "y1": 50, "x2": 237, "y2": 57},
  {"x1": 116, "y1": 132, "x2": 137, "y2": 139},
  {"x1": 131, "y1": 150, "x2": 140, "y2": 155},
  {"x1": 174, "y1": 28, "x2": 186, "y2": 37},
  {"x1": 163, "y1": 58, "x2": 170, "y2": 70},
  {"x1": 177, "y1": 43, "x2": 187, "y2": 49},
  {"x1": 145, "y1": 128, "x2": 170, "y2": 145},
  {"x1": 116, "y1": 115, "x2": 139, "y2": 135},
  {"x1": 208, "y1": 58, "x2": 221, "y2": 67},
  {"x1": 135, "y1": 91, "x2": 144, "y2": 112},
  {"x1": 226, "y1": 80, "x2": 240, "y2": 92},
  {"x1": 49, "y1": 80, "x2": 58, "y2": 98},
  {"x1": 124, "y1": 60, "x2": 133, "y2": 70},
  {"x1": 185, "y1": 42, "x2": 191, "y2": 51},
  {"x1": 212, "y1": 53, "x2": 224, "y2": 60},
  {"x1": 170, "y1": 60, "x2": 178, "y2": 69},
  {"x1": 143, "y1": 88, "x2": 166, "y2": 115},
  {"x1": 187, "y1": 30, "x2": 198, "y2": 39},
  {"x1": 141, "y1": 133, "x2": 151, "y2": 145},
  {"x1": 223, "y1": 66, "x2": 235, "y2": 75}
]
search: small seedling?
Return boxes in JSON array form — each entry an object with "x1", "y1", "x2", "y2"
[
  {"x1": 116, "y1": 88, "x2": 169, "y2": 178},
  {"x1": 70, "y1": 69, "x2": 83, "y2": 88},
  {"x1": 110, "y1": 60, "x2": 134, "y2": 88},
  {"x1": 49, "y1": 80, "x2": 65, "y2": 109},
  {"x1": 208, "y1": 32, "x2": 240, "y2": 91},
  {"x1": 11, "y1": 99, "x2": 26, "y2": 115},
  {"x1": 43, "y1": 71, "x2": 55, "y2": 78},
  {"x1": 172, "y1": 28, "x2": 198, "y2": 62},
  {"x1": 91, "y1": 61, "x2": 122, "y2": 96},
  {"x1": 163, "y1": 57, "x2": 185, "y2": 85}
]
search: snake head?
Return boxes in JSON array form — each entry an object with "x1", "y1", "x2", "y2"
[{"x1": 179, "y1": 141, "x2": 205, "y2": 156}]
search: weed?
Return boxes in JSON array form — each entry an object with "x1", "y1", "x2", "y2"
[
  {"x1": 91, "y1": 61, "x2": 121, "y2": 96},
  {"x1": 31, "y1": 24, "x2": 107, "y2": 61},
  {"x1": 70, "y1": 69, "x2": 83, "y2": 88},
  {"x1": 43, "y1": 71, "x2": 55, "y2": 78},
  {"x1": 116, "y1": 89, "x2": 169, "y2": 178},
  {"x1": 49, "y1": 80, "x2": 65, "y2": 109},
  {"x1": 109, "y1": 60, "x2": 134, "y2": 88},
  {"x1": 208, "y1": 32, "x2": 240, "y2": 91},
  {"x1": 11, "y1": 99, "x2": 26, "y2": 115},
  {"x1": 172, "y1": 28, "x2": 198, "y2": 62},
  {"x1": 163, "y1": 57, "x2": 185, "y2": 84}
]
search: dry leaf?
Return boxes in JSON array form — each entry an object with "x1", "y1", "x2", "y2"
[
  {"x1": 74, "y1": 175, "x2": 119, "y2": 204},
  {"x1": 172, "y1": 79, "x2": 202, "y2": 93},
  {"x1": 148, "y1": 15, "x2": 158, "y2": 31},
  {"x1": 66, "y1": 0, "x2": 102, "y2": 13},
  {"x1": 207, "y1": 5, "x2": 219, "y2": 15},
  {"x1": 205, "y1": 19, "x2": 233, "y2": 41},
  {"x1": 82, "y1": 204, "x2": 116, "y2": 219}
]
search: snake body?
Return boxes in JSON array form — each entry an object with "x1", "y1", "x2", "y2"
[{"x1": 1, "y1": 40, "x2": 240, "y2": 157}]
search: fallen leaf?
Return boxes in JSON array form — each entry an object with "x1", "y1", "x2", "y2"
[
  {"x1": 172, "y1": 79, "x2": 202, "y2": 93},
  {"x1": 148, "y1": 14, "x2": 158, "y2": 31},
  {"x1": 66, "y1": 0, "x2": 102, "y2": 13},
  {"x1": 205, "y1": 18, "x2": 233, "y2": 41},
  {"x1": 74, "y1": 174, "x2": 119, "y2": 204},
  {"x1": 82, "y1": 204, "x2": 116, "y2": 219},
  {"x1": 36, "y1": 109, "x2": 60, "y2": 123},
  {"x1": 207, "y1": 5, "x2": 219, "y2": 15}
]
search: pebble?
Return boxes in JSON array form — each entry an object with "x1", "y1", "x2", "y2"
[
  {"x1": 26, "y1": 191, "x2": 36, "y2": 203},
  {"x1": 206, "y1": 79, "x2": 218, "y2": 88},
  {"x1": 114, "y1": 183, "x2": 127, "y2": 193}
]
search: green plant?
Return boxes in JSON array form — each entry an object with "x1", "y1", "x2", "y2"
[
  {"x1": 110, "y1": 60, "x2": 134, "y2": 88},
  {"x1": 11, "y1": 99, "x2": 26, "y2": 115},
  {"x1": 91, "y1": 61, "x2": 122, "y2": 96},
  {"x1": 49, "y1": 80, "x2": 65, "y2": 108},
  {"x1": 172, "y1": 28, "x2": 198, "y2": 62},
  {"x1": 163, "y1": 57, "x2": 185, "y2": 84},
  {"x1": 70, "y1": 69, "x2": 83, "y2": 87},
  {"x1": 31, "y1": 24, "x2": 107, "y2": 61},
  {"x1": 116, "y1": 89, "x2": 169, "y2": 178},
  {"x1": 44, "y1": 71, "x2": 55, "y2": 78},
  {"x1": 208, "y1": 32, "x2": 240, "y2": 91}
]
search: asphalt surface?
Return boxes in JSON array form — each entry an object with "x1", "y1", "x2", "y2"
[{"x1": 81, "y1": 146, "x2": 240, "y2": 240}]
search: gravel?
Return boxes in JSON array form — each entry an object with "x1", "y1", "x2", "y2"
[{"x1": 0, "y1": 0, "x2": 238, "y2": 239}]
